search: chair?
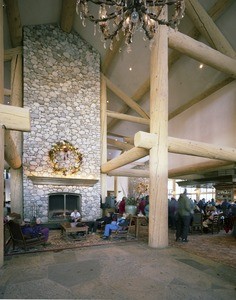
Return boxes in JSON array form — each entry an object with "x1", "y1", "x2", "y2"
[
  {"x1": 190, "y1": 213, "x2": 203, "y2": 234},
  {"x1": 7, "y1": 220, "x2": 46, "y2": 251},
  {"x1": 110, "y1": 217, "x2": 131, "y2": 240},
  {"x1": 110, "y1": 227, "x2": 129, "y2": 240},
  {"x1": 208, "y1": 215, "x2": 221, "y2": 234}
]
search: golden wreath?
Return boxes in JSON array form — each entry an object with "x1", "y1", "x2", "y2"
[{"x1": 48, "y1": 140, "x2": 82, "y2": 176}]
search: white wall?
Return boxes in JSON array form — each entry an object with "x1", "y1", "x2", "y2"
[
  {"x1": 106, "y1": 176, "x2": 128, "y2": 202},
  {"x1": 168, "y1": 81, "x2": 236, "y2": 169}
]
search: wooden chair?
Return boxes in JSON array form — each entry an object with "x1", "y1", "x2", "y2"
[
  {"x1": 110, "y1": 217, "x2": 131, "y2": 240},
  {"x1": 110, "y1": 228, "x2": 129, "y2": 240},
  {"x1": 7, "y1": 220, "x2": 46, "y2": 251},
  {"x1": 190, "y1": 213, "x2": 203, "y2": 234},
  {"x1": 208, "y1": 215, "x2": 221, "y2": 234}
]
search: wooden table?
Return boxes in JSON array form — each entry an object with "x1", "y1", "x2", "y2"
[
  {"x1": 61, "y1": 222, "x2": 88, "y2": 241},
  {"x1": 128, "y1": 216, "x2": 148, "y2": 238}
]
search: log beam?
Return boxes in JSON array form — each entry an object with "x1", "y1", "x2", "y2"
[
  {"x1": 134, "y1": 131, "x2": 236, "y2": 162},
  {"x1": 0, "y1": 104, "x2": 31, "y2": 131},
  {"x1": 101, "y1": 147, "x2": 148, "y2": 173},
  {"x1": 103, "y1": 130, "x2": 236, "y2": 174},
  {"x1": 60, "y1": 0, "x2": 76, "y2": 33},
  {"x1": 185, "y1": 0, "x2": 235, "y2": 58},
  {"x1": 107, "y1": 110, "x2": 149, "y2": 125},
  {"x1": 168, "y1": 28, "x2": 236, "y2": 78},
  {"x1": 107, "y1": 138, "x2": 134, "y2": 151},
  {"x1": 103, "y1": 74, "x2": 150, "y2": 119},
  {"x1": 4, "y1": 46, "x2": 22, "y2": 61},
  {"x1": 4, "y1": 0, "x2": 22, "y2": 47},
  {"x1": 4, "y1": 130, "x2": 21, "y2": 169}
]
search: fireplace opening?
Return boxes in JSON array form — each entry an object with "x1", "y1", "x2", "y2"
[{"x1": 48, "y1": 193, "x2": 81, "y2": 221}]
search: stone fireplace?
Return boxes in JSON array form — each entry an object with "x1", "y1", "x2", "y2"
[
  {"x1": 48, "y1": 192, "x2": 81, "y2": 222},
  {"x1": 22, "y1": 24, "x2": 101, "y2": 222}
]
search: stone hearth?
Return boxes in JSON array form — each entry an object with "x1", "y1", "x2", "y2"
[{"x1": 22, "y1": 24, "x2": 101, "y2": 222}]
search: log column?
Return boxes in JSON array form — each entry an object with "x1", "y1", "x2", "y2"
[
  {"x1": 100, "y1": 75, "x2": 107, "y2": 204},
  {"x1": 149, "y1": 9, "x2": 169, "y2": 248},
  {"x1": 0, "y1": 0, "x2": 4, "y2": 267},
  {"x1": 9, "y1": 52, "x2": 23, "y2": 215}
]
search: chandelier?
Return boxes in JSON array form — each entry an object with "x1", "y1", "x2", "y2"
[{"x1": 76, "y1": 0, "x2": 185, "y2": 50}]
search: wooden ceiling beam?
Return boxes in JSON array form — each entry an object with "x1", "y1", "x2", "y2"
[
  {"x1": 4, "y1": 46, "x2": 22, "y2": 61},
  {"x1": 4, "y1": 130, "x2": 21, "y2": 169},
  {"x1": 185, "y1": 0, "x2": 235, "y2": 58},
  {"x1": 168, "y1": 28, "x2": 236, "y2": 78},
  {"x1": 102, "y1": 130, "x2": 236, "y2": 174},
  {"x1": 103, "y1": 74, "x2": 150, "y2": 119},
  {"x1": 4, "y1": 0, "x2": 22, "y2": 47},
  {"x1": 107, "y1": 110, "x2": 149, "y2": 125},
  {"x1": 107, "y1": 138, "x2": 134, "y2": 151},
  {"x1": 60, "y1": 0, "x2": 76, "y2": 33},
  {"x1": 107, "y1": 0, "x2": 233, "y2": 130}
]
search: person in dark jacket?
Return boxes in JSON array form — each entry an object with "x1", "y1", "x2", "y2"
[{"x1": 175, "y1": 189, "x2": 193, "y2": 243}]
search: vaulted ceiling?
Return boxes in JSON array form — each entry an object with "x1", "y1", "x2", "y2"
[{"x1": 3, "y1": 0, "x2": 236, "y2": 185}]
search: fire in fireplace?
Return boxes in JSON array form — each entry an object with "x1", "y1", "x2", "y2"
[{"x1": 48, "y1": 192, "x2": 81, "y2": 221}]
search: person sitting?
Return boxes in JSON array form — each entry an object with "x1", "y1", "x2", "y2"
[
  {"x1": 21, "y1": 218, "x2": 49, "y2": 242},
  {"x1": 70, "y1": 209, "x2": 81, "y2": 223},
  {"x1": 202, "y1": 206, "x2": 218, "y2": 230},
  {"x1": 96, "y1": 212, "x2": 113, "y2": 230},
  {"x1": 102, "y1": 214, "x2": 129, "y2": 240}
]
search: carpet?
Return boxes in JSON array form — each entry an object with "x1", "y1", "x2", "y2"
[
  {"x1": 5, "y1": 229, "x2": 135, "y2": 256},
  {"x1": 5, "y1": 226, "x2": 236, "y2": 269}
]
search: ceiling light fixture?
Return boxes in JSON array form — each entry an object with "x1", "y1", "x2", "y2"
[{"x1": 76, "y1": 0, "x2": 185, "y2": 51}]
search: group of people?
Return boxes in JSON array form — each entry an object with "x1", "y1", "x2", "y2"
[
  {"x1": 117, "y1": 195, "x2": 149, "y2": 218},
  {"x1": 70, "y1": 209, "x2": 130, "y2": 240},
  {"x1": 14, "y1": 193, "x2": 236, "y2": 244}
]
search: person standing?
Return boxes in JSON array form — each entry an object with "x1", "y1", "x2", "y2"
[
  {"x1": 169, "y1": 197, "x2": 178, "y2": 229},
  {"x1": 118, "y1": 197, "x2": 126, "y2": 214},
  {"x1": 175, "y1": 189, "x2": 193, "y2": 242}
]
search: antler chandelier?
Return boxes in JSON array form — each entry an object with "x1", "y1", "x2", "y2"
[{"x1": 76, "y1": 0, "x2": 185, "y2": 50}]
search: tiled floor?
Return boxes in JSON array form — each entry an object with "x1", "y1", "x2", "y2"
[{"x1": 1, "y1": 231, "x2": 236, "y2": 299}]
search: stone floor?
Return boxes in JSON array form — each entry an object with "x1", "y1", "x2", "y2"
[{"x1": 1, "y1": 231, "x2": 236, "y2": 299}]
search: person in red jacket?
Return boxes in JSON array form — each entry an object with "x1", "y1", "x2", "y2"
[{"x1": 118, "y1": 197, "x2": 126, "y2": 214}]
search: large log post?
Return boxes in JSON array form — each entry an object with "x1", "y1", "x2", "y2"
[
  {"x1": 4, "y1": 130, "x2": 21, "y2": 168},
  {"x1": 4, "y1": 0, "x2": 22, "y2": 47},
  {"x1": 10, "y1": 52, "x2": 23, "y2": 215},
  {"x1": 0, "y1": 0, "x2": 4, "y2": 267},
  {"x1": 60, "y1": 0, "x2": 76, "y2": 33},
  {"x1": 149, "y1": 9, "x2": 169, "y2": 248},
  {"x1": 100, "y1": 75, "x2": 107, "y2": 204},
  {"x1": 0, "y1": 127, "x2": 4, "y2": 268}
]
